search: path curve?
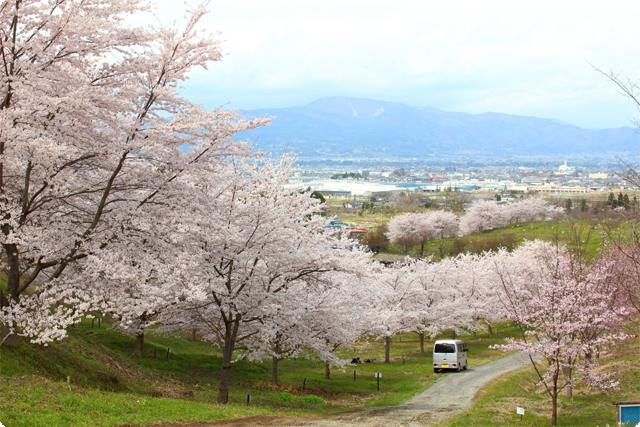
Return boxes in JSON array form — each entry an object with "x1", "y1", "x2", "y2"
[{"x1": 153, "y1": 352, "x2": 531, "y2": 427}]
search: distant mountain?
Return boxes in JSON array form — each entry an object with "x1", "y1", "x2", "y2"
[{"x1": 238, "y1": 96, "x2": 640, "y2": 158}]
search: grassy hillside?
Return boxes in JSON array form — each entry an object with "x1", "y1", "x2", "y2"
[
  {"x1": 435, "y1": 324, "x2": 640, "y2": 427},
  {"x1": 1, "y1": 318, "x2": 521, "y2": 427},
  {"x1": 353, "y1": 215, "x2": 619, "y2": 260},
  {"x1": 2, "y1": 218, "x2": 635, "y2": 427}
]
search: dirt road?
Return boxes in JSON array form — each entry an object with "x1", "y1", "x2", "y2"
[{"x1": 153, "y1": 352, "x2": 531, "y2": 427}]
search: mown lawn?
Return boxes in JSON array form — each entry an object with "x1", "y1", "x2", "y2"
[{"x1": 0, "y1": 318, "x2": 521, "y2": 427}]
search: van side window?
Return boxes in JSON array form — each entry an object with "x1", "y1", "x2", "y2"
[
  {"x1": 458, "y1": 344, "x2": 463, "y2": 352},
  {"x1": 434, "y1": 344, "x2": 456, "y2": 353}
]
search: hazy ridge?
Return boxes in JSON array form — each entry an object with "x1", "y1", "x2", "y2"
[{"x1": 239, "y1": 96, "x2": 640, "y2": 158}]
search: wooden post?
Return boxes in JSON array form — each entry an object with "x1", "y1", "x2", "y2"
[
  {"x1": 247, "y1": 394, "x2": 251, "y2": 405},
  {"x1": 303, "y1": 378, "x2": 307, "y2": 390},
  {"x1": 166, "y1": 347, "x2": 170, "y2": 360},
  {"x1": 353, "y1": 370, "x2": 357, "y2": 381}
]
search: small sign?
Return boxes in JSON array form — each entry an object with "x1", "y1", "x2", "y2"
[
  {"x1": 375, "y1": 373, "x2": 382, "y2": 378},
  {"x1": 614, "y1": 401, "x2": 640, "y2": 425},
  {"x1": 516, "y1": 407, "x2": 525, "y2": 415}
]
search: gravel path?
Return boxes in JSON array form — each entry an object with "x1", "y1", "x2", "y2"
[{"x1": 151, "y1": 352, "x2": 531, "y2": 427}]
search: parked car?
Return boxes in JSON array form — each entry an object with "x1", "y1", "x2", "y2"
[{"x1": 433, "y1": 339, "x2": 468, "y2": 373}]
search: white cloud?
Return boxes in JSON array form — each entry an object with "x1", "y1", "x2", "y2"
[{"x1": 149, "y1": 0, "x2": 640, "y2": 129}]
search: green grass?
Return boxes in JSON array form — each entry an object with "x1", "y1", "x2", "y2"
[
  {"x1": 0, "y1": 318, "x2": 522, "y2": 426},
  {"x1": 2, "y1": 315, "x2": 638, "y2": 427},
  {"x1": 0, "y1": 377, "x2": 284, "y2": 427},
  {"x1": 435, "y1": 323, "x2": 640, "y2": 427}
]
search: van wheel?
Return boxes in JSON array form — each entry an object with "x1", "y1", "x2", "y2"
[
  {"x1": 455, "y1": 365, "x2": 461, "y2": 372},
  {"x1": 463, "y1": 363, "x2": 468, "y2": 370},
  {"x1": 433, "y1": 368, "x2": 439, "y2": 374}
]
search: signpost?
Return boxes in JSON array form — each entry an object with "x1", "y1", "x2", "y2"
[
  {"x1": 375, "y1": 373, "x2": 381, "y2": 390},
  {"x1": 517, "y1": 407, "x2": 525, "y2": 422},
  {"x1": 353, "y1": 370, "x2": 357, "y2": 381}
]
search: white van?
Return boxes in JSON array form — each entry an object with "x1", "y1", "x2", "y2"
[{"x1": 433, "y1": 339, "x2": 468, "y2": 373}]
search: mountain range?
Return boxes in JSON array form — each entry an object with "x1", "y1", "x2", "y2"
[{"x1": 238, "y1": 96, "x2": 640, "y2": 158}]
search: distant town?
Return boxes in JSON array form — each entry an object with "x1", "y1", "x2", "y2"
[{"x1": 287, "y1": 159, "x2": 627, "y2": 203}]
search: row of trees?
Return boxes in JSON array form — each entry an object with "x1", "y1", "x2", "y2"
[
  {"x1": 386, "y1": 198, "x2": 565, "y2": 255},
  {"x1": 607, "y1": 191, "x2": 637, "y2": 210},
  {"x1": 386, "y1": 210, "x2": 458, "y2": 256},
  {"x1": 372, "y1": 241, "x2": 633, "y2": 426},
  {"x1": 0, "y1": 3, "x2": 636, "y2": 426}
]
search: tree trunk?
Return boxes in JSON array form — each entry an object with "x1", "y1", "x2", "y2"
[
  {"x1": 550, "y1": 373, "x2": 560, "y2": 427},
  {"x1": 217, "y1": 318, "x2": 239, "y2": 405},
  {"x1": 473, "y1": 330, "x2": 477, "y2": 339},
  {"x1": 271, "y1": 342, "x2": 281, "y2": 385},
  {"x1": 325, "y1": 361, "x2": 330, "y2": 379},
  {"x1": 1, "y1": 321, "x2": 17, "y2": 348},
  {"x1": 2, "y1": 246, "x2": 21, "y2": 349},
  {"x1": 1, "y1": 283, "x2": 17, "y2": 347},
  {"x1": 563, "y1": 367, "x2": 573, "y2": 400},
  {"x1": 451, "y1": 330, "x2": 456, "y2": 339},
  {"x1": 218, "y1": 347, "x2": 233, "y2": 404},
  {"x1": 135, "y1": 331, "x2": 145, "y2": 358},
  {"x1": 272, "y1": 354, "x2": 280, "y2": 385},
  {"x1": 191, "y1": 328, "x2": 197, "y2": 342},
  {"x1": 487, "y1": 322, "x2": 493, "y2": 335},
  {"x1": 419, "y1": 332, "x2": 425, "y2": 356},
  {"x1": 385, "y1": 336, "x2": 391, "y2": 363}
]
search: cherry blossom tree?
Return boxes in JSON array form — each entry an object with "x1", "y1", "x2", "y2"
[
  {"x1": 459, "y1": 200, "x2": 507, "y2": 235},
  {"x1": 449, "y1": 252, "x2": 503, "y2": 338},
  {"x1": 384, "y1": 257, "x2": 458, "y2": 355},
  {"x1": 492, "y1": 242, "x2": 629, "y2": 426},
  {"x1": 260, "y1": 273, "x2": 370, "y2": 383},
  {"x1": 503, "y1": 198, "x2": 552, "y2": 224},
  {"x1": 386, "y1": 213, "x2": 429, "y2": 254},
  {"x1": 425, "y1": 211, "x2": 459, "y2": 258},
  {"x1": 0, "y1": 1, "x2": 268, "y2": 347},
  {"x1": 369, "y1": 259, "x2": 426, "y2": 363},
  {"x1": 460, "y1": 199, "x2": 565, "y2": 236},
  {"x1": 387, "y1": 210, "x2": 458, "y2": 256},
  {"x1": 154, "y1": 157, "x2": 371, "y2": 404},
  {"x1": 607, "y1": 245, "x2": 640, "y2": 315},
  {"x1": 79, "y1": 218, "x2": 189, "y2": 358}
]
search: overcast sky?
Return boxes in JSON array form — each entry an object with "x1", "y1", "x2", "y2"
[{"x1": 151, "y1": 0, "x2": 640, "y2": 129}]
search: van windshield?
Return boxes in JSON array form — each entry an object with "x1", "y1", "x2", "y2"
[{"x1": 434, "y1": 344, "x2": 456, "y2": 353}]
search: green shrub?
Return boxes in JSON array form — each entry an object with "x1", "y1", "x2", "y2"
[
  {"x1": 298, "y1": 395, "x2": 325, "y2": 404},
  {"x1": 272, "y1": 392, "x2": 294, "y2": 403},
  {"x1": 272, "y1": 392, "x2": 324, "y2": 405}
]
